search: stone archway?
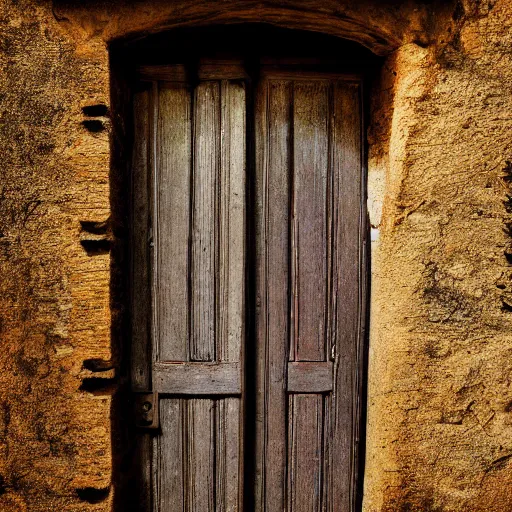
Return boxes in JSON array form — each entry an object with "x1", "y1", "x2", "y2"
[{"x1": 53, "y1": 0, "x2": 430, "y2": 56}]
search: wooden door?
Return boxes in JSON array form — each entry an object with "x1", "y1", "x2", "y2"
[
  {"x1": 130, "y1": 61, "x2": 366, "y2": 512},
  {"x1": 131, "y1": 63, "x2": 246, "y2": 511},
  {"x1": 253, "y1": 71, "x2": 365, "y2": 512}
]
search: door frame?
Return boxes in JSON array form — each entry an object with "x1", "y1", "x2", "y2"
[{"x1": 111, "y1": 26, "x2": 373, "y2": 511}]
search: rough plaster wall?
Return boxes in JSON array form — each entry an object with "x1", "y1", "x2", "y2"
[
  {"x1": 1, "y1": 0, "x2": 512, "y2": 510},
  {"x1": 0, "y1": 0, "x2": 112, "y2": 510},
  {"x1": 365, "y1": 1, "x2": 512, "y2": 510}
]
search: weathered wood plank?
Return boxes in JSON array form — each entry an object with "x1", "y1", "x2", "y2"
[
  {"x1": 330, "y1": 81, "x2": 363, "y2": 512},
  {"x1": 157, "y1": 399, "x2": 185, "y2": 512},
  {"x1": 138, "y1": 64, "x2": 188, "y2": 82},
  {"x1": 287, "y1": 83, "x2": 329, "y2": 511},
  {"x1": 260, "y1": 65, "x2": 362, "y2": 82},
  {"x1": 287, "y1": 362, "x2": 333, "y2": 393},
  {"x1": 131, "y1": 433, "x2": 152, "y2": 512},
  {"x1": 291, "y1": 81, "x2": 329, "y2": 362},
  {"x1": 199, "y1": 60, "x2": 247, "y2": 80},
  {"x1": 156, "y1": 84, "x2": 191, "y2": 362},
  {"x1": 189, "y1": 78, "x2": 246, "y2": 512},
  {"x1": 216, "y1": 80, "x2": 246, "y2": 512},
  {"x1": 139, "y1": 62, "x2": 247, "y2": 83},
  {"x1": 131, "y1": 87, "x2": 154, "y2": 512},
  {"x1": 151, "y1": 83, "x2": 191, "y2": 512},
  {"x1": 153, "y1": 362, "x2": 241, "y2": 395},
  {"x1": 187, "y1": 399, "x2": 215, "y2": 512},
  {"x1": 288, "y1": 394, "x2": 324, "y2": 512},
  {"x1": 217, "y1": 80, "x2": 246, "y2": 364},
  {"x1": 191, "y1": 81, "x2": 220, "y2": 361},
  {"x1": 322, "y1": 394, "x2": 331, "y2": 512},
  {"x1": 216, "y1": 397, "x2": 242, "y2": 511},
  {"x1": 131, "y1": 88, "x2": 151, "y2": 392},
  {"x1": 254, "y1": 78, "x2": 291, "y2": 511}
]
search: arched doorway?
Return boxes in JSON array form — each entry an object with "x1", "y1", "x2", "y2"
[{"x1": 113, "y1": 24, "x2": 379, "y2": 511}]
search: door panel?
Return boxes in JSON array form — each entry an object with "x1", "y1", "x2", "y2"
[
  {"x1": 131, "y1": 68, "x2": 246, "y2": 512},
  {"x1": 254, "y1": 74, "x2": 364, "y2": 512},
  {"x1": 291, "y1": 81, "x2": 329, "y2": 363},
  {"x1": 156, "y1": 83, "x2": 191, "y2": 363}
]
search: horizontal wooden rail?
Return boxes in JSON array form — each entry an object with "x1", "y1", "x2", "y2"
[
  {"x1": 287, "y1": 361, "x2": 333, "y2": 393},
  {"x1": 153, "y1": 361, "x2": 241, "y2": 395},
  {"x1": 138, "y1": 61, "x2": 248, "y2": 82}
]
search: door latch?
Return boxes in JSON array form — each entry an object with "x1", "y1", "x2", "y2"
[{"x1": 134, "y1": 392, "x2": 159, "y2": 430}]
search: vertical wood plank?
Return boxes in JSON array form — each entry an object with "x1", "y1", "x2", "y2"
[
  {"x1": 156, "y1": 84, "x2": 191, "y2": 362},
  {"x1": 153, "y1": 83, "x2": 191, "y2": 512},
  {"x1": 255, "y1": 79, "x2": 291, "y2": 511},
  {"x1": 217, "y1": 80, "x2": 246, "y2": 363},
  {"x1": 216, "y1": 80, "x2": 246, "y2": 512},
  {"x1": 187, "y1": 399, "x2": 215, "y2": 512},
  {"x1": 131, "y1": 88, "x2": 151, "y2": 390},
  {"x1": 131, "y1": 88, "x2": 152, "y2": 512},
  {"x1": 322, "y1": 395, "x2": 331, "y2": 512},
  {"x1": 217, "y1": 398, "x2": 242, "y2": 511},
  {"x1": 288, "y1": 80, "x2": 329, "y2": 512},
  {"x1": 189, "y1": 81, "x2": 219, "y2": 511},
  {"x1": 158, "y1": 399, "x2": 185, "y2": 512},
  {"x1": 291, "y1": 81, "x2": 329, "y2": 362},
  {"x1": 191, "y1": 82, "x2": 220, "y2": 361},
  {"x1": 330, "y1": 81, "x2": 363, "y2": 512},
  {"x1": 288, "y1": 395, "x2": 323, "y2": 512},
  {"x1": 254, "y1": 77, "x2": 269, "y2": 512}
]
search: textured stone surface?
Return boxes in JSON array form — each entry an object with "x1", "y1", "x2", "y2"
[
  {"x1": 0, "y1": 0, "x2": 111, "y2": 510},
  {"x1": 366, "y1": 1, "x2": 512, "y2": 510},
  {"x1": 0, "y1": 0, "x2": 511, "y2": 510}
]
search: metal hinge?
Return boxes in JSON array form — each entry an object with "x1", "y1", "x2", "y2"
[{"x1": 134, "y1": 392, "x2": 159, "y2": 430}]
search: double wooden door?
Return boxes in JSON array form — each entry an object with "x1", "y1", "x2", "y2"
[{"x1": 131, "y1": 60, "x2": 366, "y2": 512}]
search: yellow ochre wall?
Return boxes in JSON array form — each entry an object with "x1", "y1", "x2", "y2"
[{"x1": 1, "y1": 0, "x2": 512, "y2": 510}]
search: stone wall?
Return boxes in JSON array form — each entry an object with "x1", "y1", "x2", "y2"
[
  {"x1": 367, "y1": 2, "x2": 512, "y2": 510},
  {"x1": 0, "y1": 0, "x2": 511, "y2": 510}
]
